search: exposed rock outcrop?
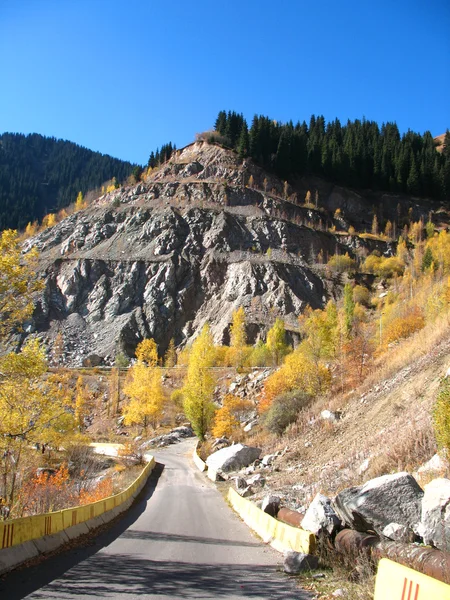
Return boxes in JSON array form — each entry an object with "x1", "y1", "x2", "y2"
[{"x1": 22, "y1": 142, "x2": 394, "y2": 364}]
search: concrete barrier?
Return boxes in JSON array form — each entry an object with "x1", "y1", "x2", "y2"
[
  {"x1": 227, "y1": 487, "x2": 315, "y2": 554},
  {"x1": 374, "y1": 558, "x2": 450, "y2": 599},
  {"x1": 192, "y1": 443, "x2": 207, "y2": 472},
  {"x1": 0, "y1": 456, "x2": 155, "y2": 575}
]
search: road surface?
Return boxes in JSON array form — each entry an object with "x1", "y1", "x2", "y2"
[{"x1": 0, "y1": 439, "x2": 311, "y2": 599}]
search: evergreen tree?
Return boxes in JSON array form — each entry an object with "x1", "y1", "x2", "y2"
[{"x1": 237, "y1": 123, "x2": 249, "y2": 159}]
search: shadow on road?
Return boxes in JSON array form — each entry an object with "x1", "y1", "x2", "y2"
[
  {"x1": 121, "y1": 529, "x2": 262, "y2": 548},
  {"x1": 17, "y1": 554, "x2": 300, "y2": 599},
  {"x1": 0, "y1": 462, "x2": 165, "y2": 600}
]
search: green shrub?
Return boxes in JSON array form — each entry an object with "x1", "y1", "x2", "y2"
[
  {"x1": 263, "y1": 390, "x2": 312, "y2": 435},
  {"x1": 115, "y1": 352, "x2": 130, "y2": 368},
  {"x1": 327, "y1": 252, "x2": 357, "y2": 273},
  {"x1": 353, "y1": 284, "x2": 370, "y2": 306},
  {"x1": 433, "y1": 377, "x2": 450, "y2": 453}
]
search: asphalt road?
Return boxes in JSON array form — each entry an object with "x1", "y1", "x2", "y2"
[{"x1": 0, "y1": 439, "x2": 311, "y2": 600}]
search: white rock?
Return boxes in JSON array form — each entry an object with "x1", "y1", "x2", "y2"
[
  {"x1": 262, "y1": 454, "x2": 276, "y2": 466},
  {"x1": 417, "y1": 453, "x2": 449, "y2": 474},
  {"x1": 418, "y1": 478, "x2": 450, "y2": 551},
  {"x1": 382, "y1": 522, "x2": 414, "y2": 543},
  {"x1": 358, "y1": 458, "x2": 370, "y2": 474},
  {"x1": 302, "y1": 493, "x2": 341, "y2": 536},
  {"x1": 205, "y1": 443, "x2": 261, "y2": 474}
]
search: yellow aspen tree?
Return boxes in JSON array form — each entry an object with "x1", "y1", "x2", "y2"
[
  {"x1": 75, "y1": 192, "x2": 85, "y2": 211},
  {"x1": 266, "y1": 318, "x2": 288, "y2": 366},
  {"x1": 51, "y1": 331, "x2": 65, "y2": 366},
  {"x1": 182, "y1": 324, "x2": 217, "y2": 440},
  {"x1": 109, "y1": 367, "x2": 120, "y2": 416},
  {"x1": 384, "y1": 220, "x2": 393, "y2": 239},
  {"x1": 0, "y1": 230, "x2": 42, "y2": 340},
  {"x1": 123, "y1": 363, "x2": 165, "y2": 432},
  {"x1": 135, "y1": 338, "x2": 158, "y2": 366},
  {"x1": 0, "y1": 340, "x2": 75, "y2": 508},
  {"x1": 24, "y1": 222, "x2": 38, "y2": 238},
  {"x1": 74, "y1": 376, "x2": 89, "y2": 429},
  {"x1": 164, "y1": 338, "x2": 177, "y2": 368},
  {"x1": 371, "y1": 214, "x2": 378, "y2": 235},
  {"x1": 229, "y1": 306, "x2": 246, "y2": 368},
  {"x1": 304, "y1": 190, "x2": 312, "y2": 204}
]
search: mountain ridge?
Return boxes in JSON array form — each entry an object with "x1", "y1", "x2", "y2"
[
  {"x1": 0, "y1": 132, "x2": 135, "y2": 230},
  {"x1": 21, "y1": 140, "x2": 449, "y2": 365}
]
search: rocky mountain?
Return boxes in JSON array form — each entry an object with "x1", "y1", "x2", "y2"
[{"x1": 22, "y1": 141, "x2": 447, "y2": 365}]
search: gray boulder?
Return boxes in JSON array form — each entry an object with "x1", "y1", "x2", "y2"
[
  {"x1": 302, "y1": 493, "x2": 341, "y2": 536},
  {"x1": 235, "y1": 477, "x2": 248, "y2": 490},
  {"x1": 237, "y1": 485, "x2": 254, "y2": 498},
  {"x1": 417, "y1": 478, "x2": 450, "y2": 551},
  {"x1": 333, "y1": 472, "x2": 423, "y2": 535},
  {"x1": 246, "y1": 473, "x2": 265, "y2": 487},
  {"x1": 283, "y1": 551, "x2": 319, "y2": 574},
  {"x1": 205, "y1": 444, "x2": 261, "y2": 473},
  {"x1": 382, "y1": 522, "x2": 415, "y2": 543},
  {"x1": 261, "y1": 495, "x2": 281, "y2": 518}
]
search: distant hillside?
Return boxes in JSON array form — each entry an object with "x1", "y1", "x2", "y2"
[{"x1": 0, "y1": 133, "x2": 136, "y2": 230}]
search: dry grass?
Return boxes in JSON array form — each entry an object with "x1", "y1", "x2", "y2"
[{"x1": 299, "y1": 536, "x2": 376, "y2": 600}]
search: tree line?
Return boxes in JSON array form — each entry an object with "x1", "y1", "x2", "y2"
[
  {"x1": 214, "y1": 110, "x2": 450, "y2": 200},
  {"x1": 0, "y1": 133, "x2": 135, "y2": 230}
]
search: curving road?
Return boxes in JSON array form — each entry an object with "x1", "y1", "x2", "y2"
[{"x1": 0, "y1": 439, "x2": 311, "y2": 599}]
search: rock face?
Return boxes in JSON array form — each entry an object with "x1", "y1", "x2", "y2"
[
  {"x1": 418, "y1": 478, "x2": 450, "y2": 551},
  {"x1": 22, "y1": 141, "x2": 388, "y2": 365},
  {"x1": 205, "y1": 443, "x2": 261, "y2": 474},
  {"x1": 301, "y1": 493, "x2": 341, "y2": 536},
  {"x1": 333, "y1": 472, "x2": 424, "y2": 535}
]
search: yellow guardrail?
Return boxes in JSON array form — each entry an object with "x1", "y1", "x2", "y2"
[
  {"x1": 192, "y1": 443, "x2": 207, "y2": 472},
  {"x1": 374, "y1": 558, "x2": 450, "y2": 600},
  {"x1": 0, "y1": 457, "x2": 155, "y2": 550},
  {"x1": 227, "y1": 487, "x2": 315, "y2": 554}
]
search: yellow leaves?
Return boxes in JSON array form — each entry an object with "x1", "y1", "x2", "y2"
[
  {"x1": 42, "y1": 213, "x2": 56, "y2": 228},
  {"x1": 363, "y1": 254, "x2": 405, "y2": 278},
  {"x1": 24, "y1": 221, "x2": 38, "y2": 238},
  {"x1": 74, "y1": 191, "x2": 86, "y2": 212},
  {"x1": 230, "y1": 306, "x2": 246, "y2": 367},
  {"x1": 327, "y1": 252, "x2": 357, "y2": 273},
  {"x1": 135, "y1": 338, "x2": 158, "y2": 366},
  {"x1": 123, "y1": 363, "x2": 165, "y2": 430},
  {"x1": 0, "y1": 230, "x2": 43, "y2": 339},
  {"x1": 75, "y1": 376, "x2": 90, "y2": 429},
  {"x1": 383, "y1": 306, "x2": 425, "y2": 345},
  {"x1": 211, "y1": 395, "x2": 252, "y2": 438},
  {"x1": 266, "y1": 318, "x2": 289, "y2": 366},
  {"x1": 182, "y1": 324, "x2": 217, "y2": 440},
  {"x1": 164, "y1": 338, "x2": 177, "y2": 367},
  {"x1": 261, "y1": 344, "x2": 330, "y2": 412},
  {"x1": 0, "y1": 340, "x2": 75, "y2": 447}
]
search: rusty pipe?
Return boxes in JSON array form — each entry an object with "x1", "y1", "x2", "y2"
[
  {"x1": 277, "y1": 507, "x2": 304, "y2": 528},
  {"x1": 334, "y1": 529, "x2": 450, "y2": 586}
]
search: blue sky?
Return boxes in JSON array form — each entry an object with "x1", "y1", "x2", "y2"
[{"x1": 1, "y1": 0, "x2": 449, "y2": 165}]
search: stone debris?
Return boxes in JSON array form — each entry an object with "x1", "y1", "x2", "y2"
[{"x1": 283, "y1": 551, "x2": 319, "y2": 574}]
